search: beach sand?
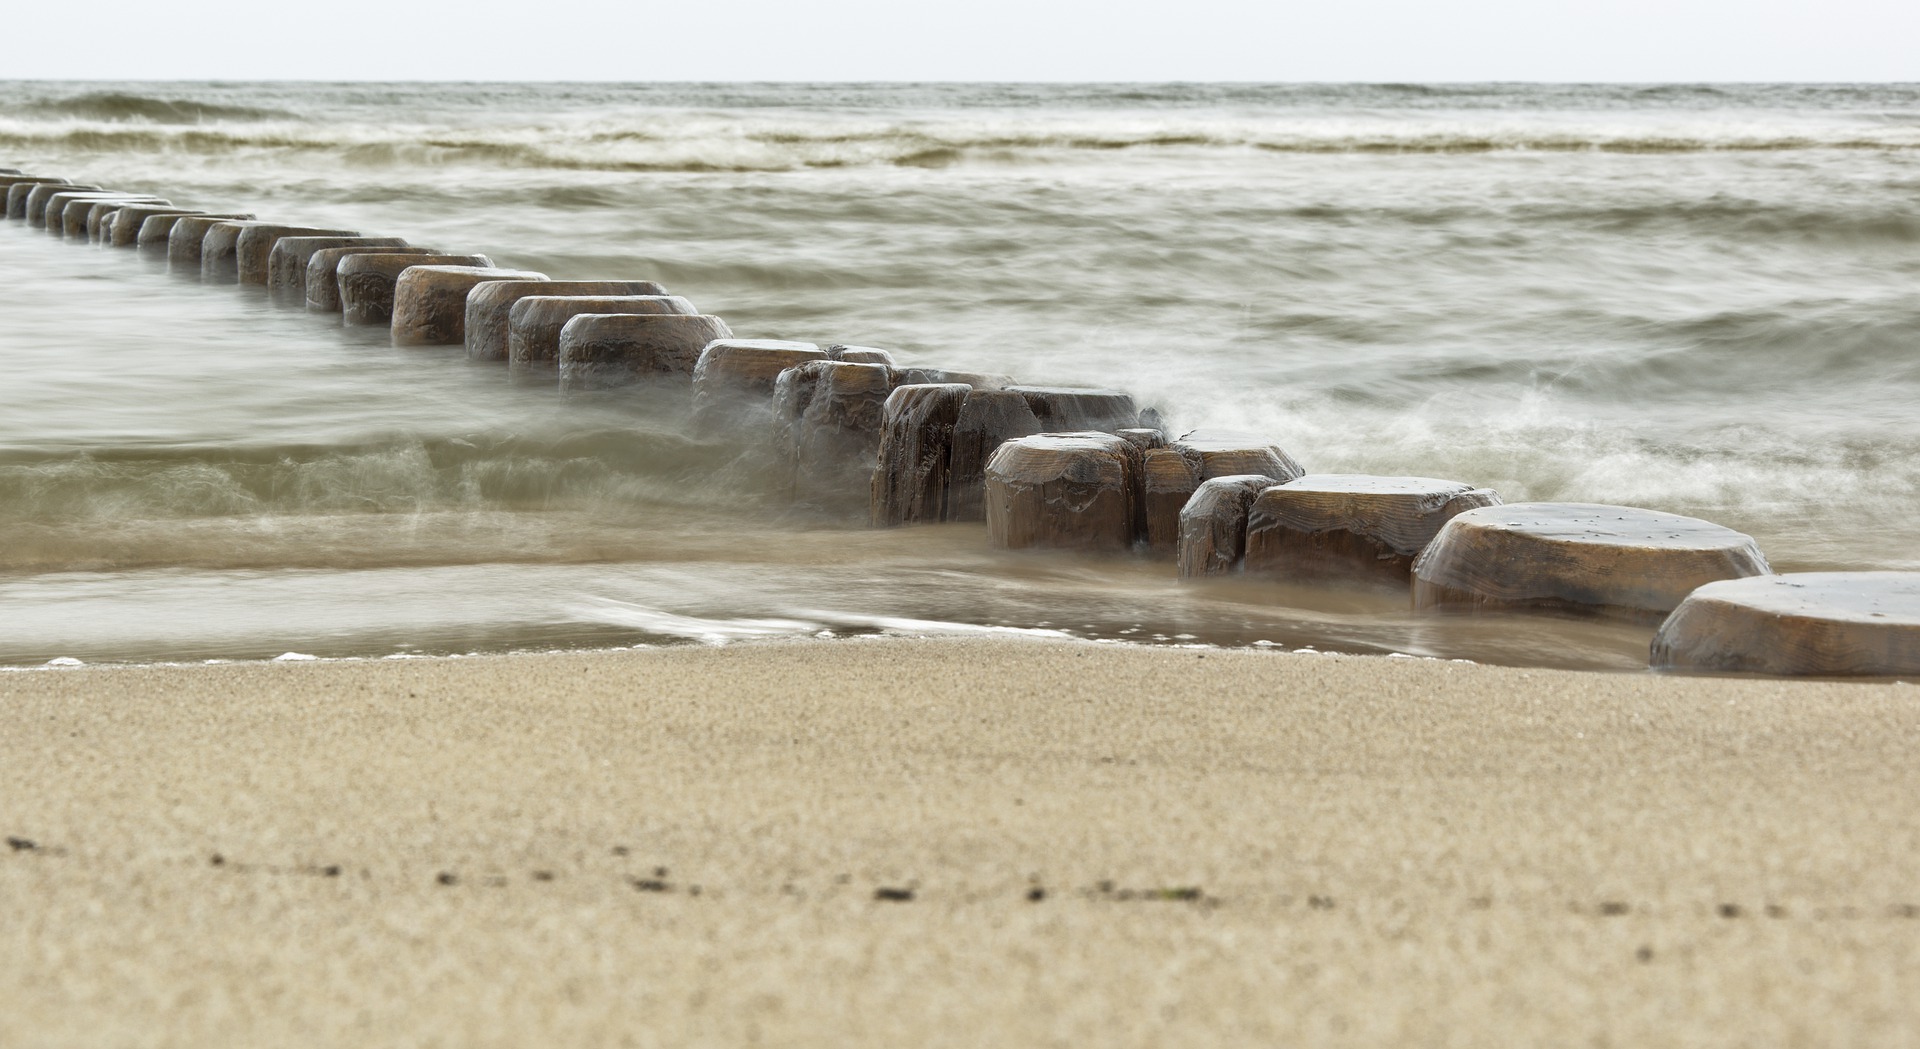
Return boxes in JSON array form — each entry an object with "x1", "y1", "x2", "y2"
[{"x1": 3, "y1": 637, "x2": 1917, "y2": 1047}]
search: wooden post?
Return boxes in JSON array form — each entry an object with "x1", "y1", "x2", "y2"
[
  {"x1": 465, "y1": 280, "x2": 669, "y2": 362},
  {"x1": 556, "y1": 314, "x2": 737, "y2": 392},
  {"x1": 984, "y1": 433, "x2": 1139, "y2": 552},
  {"x1": 1244, "y1": 475, "x2": 1500, "y2": 586},
  {"x1": 1650, "y1": 571, "x2": 1920, "y2": 675},
  {"x1": 871, "y1": 383, "x2": 971, "y2": 526},
  {"x1": 1413, "y1": 502, "x2": 1771, "y2": 620}
]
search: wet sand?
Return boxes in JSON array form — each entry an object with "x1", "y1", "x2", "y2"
[{"x1": 3, "y1": 637, "x2": 1917, "y2": 1047}]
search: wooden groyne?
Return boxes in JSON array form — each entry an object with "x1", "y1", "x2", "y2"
[{"x1": 6, "y1": 164, "x2": 1916, "y2": 675}]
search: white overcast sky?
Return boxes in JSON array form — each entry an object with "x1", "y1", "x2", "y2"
[{"x1": 8, "y1": 0, "x2": 1918, "y2": 82}]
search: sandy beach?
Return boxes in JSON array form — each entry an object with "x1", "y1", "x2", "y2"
[{"x1": 3, "y1": 637, "x2": 1916, "y2": 1047}]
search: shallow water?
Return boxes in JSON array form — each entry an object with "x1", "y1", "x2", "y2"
[{"x1": 3, "y1": 81, "x2": 1918, "y2": 668}]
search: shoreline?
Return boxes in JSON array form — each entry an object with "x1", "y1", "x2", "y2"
[{"x1": 6, "y1": 635, "x2": 1917, "y2": 1046}]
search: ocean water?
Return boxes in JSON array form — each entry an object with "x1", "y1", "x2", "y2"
[{"x1": 2, "y1": 81, "x2": 1918, "y2": 670}]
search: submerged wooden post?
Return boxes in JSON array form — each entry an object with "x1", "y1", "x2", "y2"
[
  {"x1": 391, "y1": 266, "x2": 552, "y2": 346},
  {"x1": 233, "y1": 224, "x2": 360, "y2": 286},
  {"x1": 775, "y1": 361, "x2": 897, "y2": 515},
  {"x1": 83, "y1": 201, "x2": 139, "y2": 242},
  {"x1": 871, "y1": 383, "x2": 971, "y2": 526},
  {"x1": 557, "y1": 314, "x2": 736, "y2": 392},
  {"x1": 25, "y1": 184, "x2": 100, "y2": 226},
  {"x1": 1244, "y1": 475, "x2": 1500, "y2": 586},
  {"x1": 689, "y1": 339, "x2": 825, "y2": 429},
  {"x1": 267, "y1": 236, "x2": 409, "y2": 297},
  {"x1": 1412, "y1": 502, "x2": 1771, "y2": 619},
  {"x1": 507, "y1": 295, "x2": 697, "y2": 372},
  {"x1": 339, "y1": 253, "x2": 491, "y2": 324},
  {"x1": 465, "y1": 280, "x2": 669, "y2": 362},
  {"x1": 1177, "y1": 475, "x2": 1278, "y2": 578},
  {"x1": 946, "y1": 389, "x2": 1044, "y2": 522},
  {"x1": 106, "y1": 204, "x2": 200, "y2": 247},
  {"x1": 57, "y1": 193, "x2": 166, "y2": 237},
  {"x1": 1650, "y1": 571, "x2": 1920, "y2": 676},
  {"x1": 140, "y1": 211, "x2": 252, "y2": 254},
  {"x1": 305, "y1": 245, "x2": 436, "y2": 311},
  {"x1": 984, "y1": 433, "x2": 1139, "y2": 551},
  {"x1": 2, "y1": 177, "x2": 72, "y2": 220}
]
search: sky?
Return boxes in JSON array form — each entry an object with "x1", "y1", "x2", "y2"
[{"x1": 7, "y1": 0, "x2": 1918, "y2": 82}]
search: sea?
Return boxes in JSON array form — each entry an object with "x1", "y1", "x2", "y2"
[{"x1": 2, "y1": 81, "x2": 1917, "y2": 670}]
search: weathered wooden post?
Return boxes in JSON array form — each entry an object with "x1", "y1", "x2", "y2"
[
  {"x1": 1413, "y1": 503, "x2": 1771, "y2": 619},
  {"x1": 984, "y1": 433, "x2": 1140, "y2": 551},
  {"x1": 1243, "y1": 475, "x2": 1500, "y2": 586},
  {"x1": 267, "y1": 236, "x2": 409, "y2": 298},
  {"x1": 946, "y1": 389, "x2": 1043, "y2": 522},
  {"x1": 773, "y1": 360, "x2": 897, "y2": 514},
  {"x1": 23, "y1": 183, "x2": 100, "y2": 225},
  {"x1": 871, "y1": 383, "x2": 972, "y2": 526},
  {"x1": 106, "y1": 204, "x2": 201, "y2": 247},
  {"x1": 689, "y1": 339, "x2": 824, "y2": 429},
  {"x1": 140, "y1": 211, "x2": 253, "y2": 254},
  {"x1": 507, "y1": 295, "x2": 697, "y2": 372},
  {"x1": 1176, "y1": 476, "x2": 1279, "y2": 578},
  {"x1": 556, "y1": 314, "x2": 737, "y2": 392},
  {"x1": 1650, "y1": 571, "x2": 1920, "y2": 675},
  {"x1": 304, "y1": 245, "x2": 436, "y2": 311},
  {"x1": 465, "y1": 280, "x2": 669, "y2": 362},
  {"x1": 339, "y1": 253, "x2": 491, "y2": 324},
  {"x1": 391, "y1": 266, "x2": 552, "y2": 346}
]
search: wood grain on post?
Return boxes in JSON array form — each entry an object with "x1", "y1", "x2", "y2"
[
  {"x1": 946, "y1": 389, "x2": 1044, "y2": 523},
  {"x1": 1244, "y1": 474, "x2": 1500, "y2": 585},
  {"x1": 985, "y1": 432, "x2": 1140, "y2": 552},
  {"x1": 690, "y1": 339, "x2": 825, "y2": 429},
  {"x1": 305, "y1": 245, "x2": 437, "y2": 311},
  {"x1": 391, "y1": 266, "x2": 552, "y2": 346},
  {"x1": 142, "y1": 211, "x2": 252, "y2": 254},
  {"x1": 506, "y1": 295, "x2": 696, "y2": 371},
  {"x1": 1650, "y1": 571, "x2": 1920, "y2": 676},
  {"x1": 267, "y1": 236, "x2": 408, "y2": 296},
  {"x1": 465, "y1": 280, "x2": 669, "y2": 362},
  {"x1": 1412, "y1": 502, "x2": 1771, "y2": 619},
  {"x1": 1177, "y1": 475, "x2": 1279, "y2": 579},
  {"x1": 1006, "y1": 386, "x2": 1140, "y2": 433},
  {"x1": 872, "y1": 383, "x2": 972, "y2": 527},
  {"x1": 339, "y1": 253, "x2": 491, "y2": 324},
  {"x1": 557, "y1": 314, "x2": 736, "y2": 392}
]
